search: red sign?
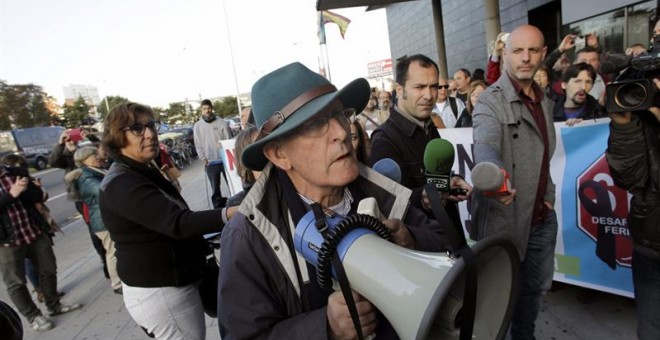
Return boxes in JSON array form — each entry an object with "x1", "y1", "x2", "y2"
[
  {"x1": 576, "y1": 153, "x2": 632, "y2": 269},
  {"x1": 367, "y1": 59, "x2": 393, "y2": 78}
]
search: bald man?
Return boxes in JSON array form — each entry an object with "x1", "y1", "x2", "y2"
[{"x1": 471, "y1": 25, "x2": 557, "y2": 340}]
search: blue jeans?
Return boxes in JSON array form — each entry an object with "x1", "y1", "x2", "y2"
[
  {"x1": 510, "y1": 209, "x2": 558, "y2": 340},
  {"x1": 632, "y1": 247, "x2": 660, "y2": 340},
  {"x1": 205, "y1": 162, "x2": 227, "y2": 208}
]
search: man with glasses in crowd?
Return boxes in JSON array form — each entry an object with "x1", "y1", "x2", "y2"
[
  {"x1": 432, "y1": 76, "x2": 466, "y2": 128},
  {"x1": 217, "y1": 62, "x2": 448, "y2": 339}
]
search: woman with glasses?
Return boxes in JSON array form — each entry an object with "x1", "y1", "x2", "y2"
[{"x1": 99, "y1": 102, "x2": 225, "y2": 340}]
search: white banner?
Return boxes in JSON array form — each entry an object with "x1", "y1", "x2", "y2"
[
  {"x1": 442, "y1": 118, "x2": 633, "y2": 298},
  {"x1": 222, "y1": 118, "x2": 634, "y2": 297}
]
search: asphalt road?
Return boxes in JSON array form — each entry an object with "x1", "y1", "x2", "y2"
[{"x1": 32, "y1": 167, "x2": 80, "y2": 230}]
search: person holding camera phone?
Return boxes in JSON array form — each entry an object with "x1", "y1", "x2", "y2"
[
  {"x1": 606, "y1": 66, "x2": 660, "y2": 340},
  {"x1": 50, "y1": 129, "x2": 109, "y2": 280},
  {"x1": 0, "y1": 163, "x2": 82, "y2": 332},
  {"x1": 543, "y1": 32, "x2": 609, "y2": 102}
]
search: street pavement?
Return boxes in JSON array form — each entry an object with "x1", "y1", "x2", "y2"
[{"x1": 1, "y1": 159, "x2": 638, "y2": 339}]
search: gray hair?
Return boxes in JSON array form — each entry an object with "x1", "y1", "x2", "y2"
[{"x1": 74, "y1": 146, "x2": 98, "y2": 167}]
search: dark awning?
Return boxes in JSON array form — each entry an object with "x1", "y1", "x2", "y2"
[{"x1": 316, "y1": 0, "x2": 413, "y2": 11}]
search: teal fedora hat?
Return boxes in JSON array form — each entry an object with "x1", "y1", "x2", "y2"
[{"x1": 242, "y1": 62, "x2": 370, "y2": 171}]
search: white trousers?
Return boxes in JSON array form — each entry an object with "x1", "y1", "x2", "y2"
[{"x1": 122, "y1": 282, "x2": 205, "y2": 340}]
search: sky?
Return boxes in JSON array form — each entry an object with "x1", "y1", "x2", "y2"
[{"x1": 0, "y1": 0, "x2": 391, "y2": 108}]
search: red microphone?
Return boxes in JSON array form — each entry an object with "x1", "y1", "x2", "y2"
[{"x1": 471, "y1": 162, "x2": 512, "y2": 197}]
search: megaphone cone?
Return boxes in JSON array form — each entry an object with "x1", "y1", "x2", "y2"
[
  {"x1": 295, "y1": 212, "x2": 519, "y2": 340},
  {"x1": 343, "y1": 234, "x2": 518, "y2": 339}
]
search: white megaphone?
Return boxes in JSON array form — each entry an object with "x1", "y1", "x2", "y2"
[{"x1": 294, "y1": 210, "x2": 519, "y2": 340}]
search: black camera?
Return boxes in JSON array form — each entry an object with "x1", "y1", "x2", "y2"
[
  {"x1": 605, "y1": 35, "x2": 660, "y2": 113},
  {"x1": 2, "y1": 165, "x2": 30, "y2": 178}
]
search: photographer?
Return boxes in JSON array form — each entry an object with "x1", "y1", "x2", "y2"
[{"x1": 606, "y1": 78, "x2": 660, "y2": 340}]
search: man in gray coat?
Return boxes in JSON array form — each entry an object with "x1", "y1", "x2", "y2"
[
  {"x1": 471, "y1": 25, "x2": 557, "y2": 340},
  {"x1": 193, "y1": 99, "x2": 232, "y2": 208}
]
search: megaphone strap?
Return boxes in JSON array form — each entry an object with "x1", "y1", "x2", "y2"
[{"x1": 310, "y1": 203, "x2": 364, "y2": 340}]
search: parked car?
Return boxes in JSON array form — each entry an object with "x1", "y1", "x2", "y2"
[
  {"x1": 227, "y1": 117, "x2": 241, "y2": 136},
  {"x1": 0, "y1": 126, "x2": 65, "y2": 170}
]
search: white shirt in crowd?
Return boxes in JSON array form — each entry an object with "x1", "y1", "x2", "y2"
[{"x1": 432, "y1": 98, "x2": 466, "y2": 129}]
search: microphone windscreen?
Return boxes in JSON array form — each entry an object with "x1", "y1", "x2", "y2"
[
  {"x1": 372, "y1": 158, "x2": 402, "y2": 183},
  {"x1": 423, "y1": 138, "x2": 455, "y2": 175},
  {"x1": 471, "y1": 162, "x2": 505, "y2": 191}
]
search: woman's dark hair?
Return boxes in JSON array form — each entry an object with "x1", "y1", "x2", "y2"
[
  {"x1": 234, "y1": 126, "x2": 258, "y2": 183},
  {"x1": 102, "y1": 102, "x2": 156, "y2": 158},
  {"x1": 351, "y1": 120, "x2": 370, "y2": 163},
  {"x1": 561, "y1": 62, "x2": 597, "y2": 84}
]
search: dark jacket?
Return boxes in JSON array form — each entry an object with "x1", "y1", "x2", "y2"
[
  {"x1": 99, "y1": 155, "x2": 223, "y2": 288},
  {"x1": 369, "y1": 108, "x2": 440, "y2": 208},
  {"x1": 49, "y1": 143, "x2": 76, "y2": 172},
  {"x1": 217, "y1": 163, "x2": 448, "y2": 340},
  {"x1": 552, "y1": 94, "x2": 604, "y2": 122},
  {"x1": 0, "y1": 171, "x2": 48, "y2": 245},
  {"x1": 368, "y1": 108, "x2": 463, "y2": 226},
  {"x1": 607, "y1": 113, "x2": 660, "y2": 253},
  {"x1": 455, "y1": 108, "x2": 473, "y2": 128}
]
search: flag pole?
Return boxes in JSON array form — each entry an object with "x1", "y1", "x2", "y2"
[{"x1": 222, "y1": 0, "x2": 242, "y2": 116}]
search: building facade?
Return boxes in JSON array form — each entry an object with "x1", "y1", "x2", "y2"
[{"x1": 319, "y1": 0, "x2": 658, "y2": 81}]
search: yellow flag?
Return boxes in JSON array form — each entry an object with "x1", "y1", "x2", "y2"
[{"x1": 321, "y1": 10, "x2": 351, "y2": 39}]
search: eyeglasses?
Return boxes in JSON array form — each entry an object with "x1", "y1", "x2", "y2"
[
  {"x1": 438, "y1": 85, "x2": 450, "y2": 89},
  {"x1": 295, "y1": 108, "x2": 355, "y2": 138},
  {"x1": 122, "y1": 121, "x2": 160, "y2": 136}
]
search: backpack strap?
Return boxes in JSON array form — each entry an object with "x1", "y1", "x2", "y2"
[{"x1": 449, "y1": 97, "x2": 459, "y2": 119}]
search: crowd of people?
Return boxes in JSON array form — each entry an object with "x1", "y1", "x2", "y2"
[{"x1": 1, "y1": 20, "x2": 659, "y2": 340}]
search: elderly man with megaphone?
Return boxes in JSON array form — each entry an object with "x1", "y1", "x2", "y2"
[{"x1": 216, "y1": 62, "x2": 451, "y2": 340}]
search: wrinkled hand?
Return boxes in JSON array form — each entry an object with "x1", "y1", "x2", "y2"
[
  {"x1": 382, "y1": 219, "x2": 415, "y2": 249},
  {"x1": 10, "y1": 176, "x2": 28, "y2": 198},
  {"x1": 448, "y1": 176, "x2": 472, "y2": 202},
  {"x1": 565, "y1": 118, "x2": 584, "y2": 127},
  {"x1": 558, "y1": 34, "x2": 576, "y2": 53},
  {"x1": 327, "y1": 290, "x2": 378, "y2": 340}
]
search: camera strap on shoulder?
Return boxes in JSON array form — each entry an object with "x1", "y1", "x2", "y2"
[
  {"x1": 310, "y1": 203, "x2": 365, "y2": 340},
  {"x1": 449, "y1": 97, "x2": 459, "y2": 118}
]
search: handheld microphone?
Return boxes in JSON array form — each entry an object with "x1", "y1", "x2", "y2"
[
  {"x1": 372, "y1": 158, "x2": 401, "y2": 183},
  {"x1": 423, "y1": 138, "x2": 455, "y2": 192},
  {"x1": 470, "y1": 162, "x2": 512, "y2": 197}
]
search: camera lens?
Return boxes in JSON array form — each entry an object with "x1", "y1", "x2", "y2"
[{"x1": 614, "y1": 82, "x2": 648, "y2": 109}]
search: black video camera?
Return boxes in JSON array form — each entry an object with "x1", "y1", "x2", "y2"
[{"x1": 605, "y1": 35, "x2": 660, "y2": 113}]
